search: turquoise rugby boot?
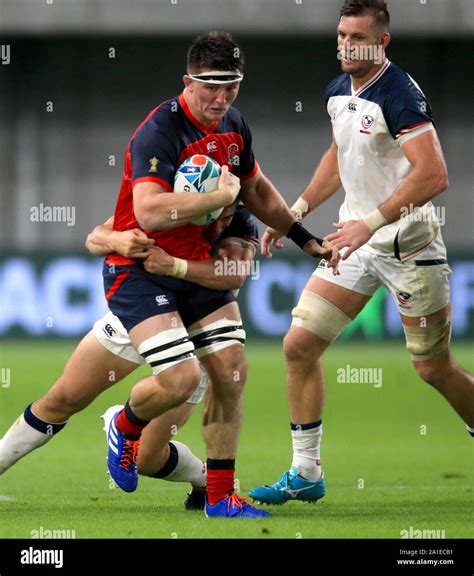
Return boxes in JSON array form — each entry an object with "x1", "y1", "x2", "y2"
[{"x1": 249, "y1": 467, "x2": 326, "y2": 505}]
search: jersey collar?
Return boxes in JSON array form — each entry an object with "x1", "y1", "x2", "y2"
[
  {"x1": 178, "y1": 92, "x2": 219, "y2": 134},
  {"x1": 351, "y1": 59, "x2": 391, "y2": 98}
]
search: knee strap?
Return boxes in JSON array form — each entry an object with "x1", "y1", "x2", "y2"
[
  {"x1": 404, "y1": 315, "x2": 452, "y2": 361},
  {"x1": 137, "y1": 328, "x2": 195, "y2": 375},
  {"x1": 291, "y1": 290, "x2": 351, "y2": 342}
]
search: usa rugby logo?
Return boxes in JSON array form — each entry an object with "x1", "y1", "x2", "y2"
[
  {"x1": 360, "y1": 115, "x2": 375, "y2": 134},
  {"x1": 397, "y1": 291, "x2": 412, "y2": 309}
]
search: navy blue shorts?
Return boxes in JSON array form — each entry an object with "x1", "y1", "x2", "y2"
[{"x1": 103, "y1": 263, "x2": 235, "y2": 332}]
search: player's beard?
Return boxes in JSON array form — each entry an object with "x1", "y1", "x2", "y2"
[{"x1": 341, "y1": 58, "x2": 375, "y2": 79}]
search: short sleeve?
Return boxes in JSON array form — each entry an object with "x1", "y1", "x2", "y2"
[
  {"x1": 383, "y1": 75, "x2": 433, "y2": 141},
  {"x1": 233, "y1": 117, "x2": 258, "y2": 181},
  {"x1": 130, "y1": 121, "x2": 178, "y2": 190}
]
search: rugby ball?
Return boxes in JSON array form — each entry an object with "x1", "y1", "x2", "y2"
[{"x1": 173, "y1": 154, "x2": 223, "y2": 225}]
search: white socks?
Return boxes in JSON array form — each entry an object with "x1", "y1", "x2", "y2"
[
  {"x1": 154, "y1": 440, "x2": 206, "y2": 488},
  {"x1": 1, "y1": 414, "x2": 54, "y2": 474},
  {"x1": 291, "y1": 419, "x2": 323, "y2": 481}
]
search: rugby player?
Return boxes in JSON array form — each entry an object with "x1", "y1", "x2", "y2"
[
  {"x1": 103, "y1": 31, "x2": 339, "y2": 518},
  {"x1": 250, "y1": 0, "x2": 474, "y2": 505},
  {"x1": 0, "y1": 203, "x2": 257, "y2": 510}
]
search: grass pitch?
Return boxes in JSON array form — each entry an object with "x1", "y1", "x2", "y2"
[{"x1": 0, "y1": 340, "x2": 472, "y2": 539}]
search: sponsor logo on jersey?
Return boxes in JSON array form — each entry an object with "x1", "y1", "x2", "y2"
[
  {"x1": 228, "y1": 143, "x2": 240, "y2": 166},
  {"x1": 148, "y1": 156, "x2": 159, "y2": 172},
  {"x1": 103, "y1": 323, "x2": 116, "y2": 337},
  {"x1": 348, "y1": 102, "x2": 357, "y2": 113},
  {"x1": 155, "y1": 295, "x2": 169, "y2": 306},
  {"x1": 397, "y1": 291, "x2": 412, "y2": 308},
  {"x1": 207, "y1": 140, "x2": 218, "y2": 153}
]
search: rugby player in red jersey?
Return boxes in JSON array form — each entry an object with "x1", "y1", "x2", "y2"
[{"x1": 102, "y1": 31, "x2": 339, "y2": 517}]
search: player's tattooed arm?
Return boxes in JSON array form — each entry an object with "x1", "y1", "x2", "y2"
[
  {"x1": 143, "y1": 243, "x2": 253, "y2": 290},
  {"x1": 133, "y1": 166, "x2": 240, "y2": 230},
  {"x1": 85, "y1": 217, "x2": 155, "y2": 258}
]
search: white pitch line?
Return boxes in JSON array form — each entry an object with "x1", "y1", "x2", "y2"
[{"x1": 0, "y1": 495, "x2": 15, "y2": 502}]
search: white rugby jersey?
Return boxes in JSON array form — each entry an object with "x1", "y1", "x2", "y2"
[{"x1": 326, "y1": 59, "x2": 440, "y2": 260}]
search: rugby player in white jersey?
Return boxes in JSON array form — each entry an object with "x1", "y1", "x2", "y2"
[
  {"x1": 0, "y1": 204, "x2": 257, "y2": 510},
  {"x1": 250, "y1": 0, "x2": 474, "y2": 505}
]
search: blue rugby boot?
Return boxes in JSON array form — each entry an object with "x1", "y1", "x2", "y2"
[
  {"x1": 104, "y1": 407, "x2": 139, "y2": 493},
  {"x1": 249, "y1": 467, "x2": 326, "y2": 505},
  {"x1": 205, "y1": 492, "x2": 271, "y2": 518}
]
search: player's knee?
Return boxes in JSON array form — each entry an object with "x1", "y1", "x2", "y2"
[
  {"x1": 158, "y1": 362, "x2": 201, "y2": 406},
  {"x1": 206, "y1": 345, "x2": 248, "y2": 398},
  {"x1": 413, "y1": 360, "x2": 438, "y2": 386},
  {"x1": 413, "y1": 357, "x2": 455, "y2": 387},
  {"x1": 283, "y1": 329, "x2": 325, "y2": 365}
]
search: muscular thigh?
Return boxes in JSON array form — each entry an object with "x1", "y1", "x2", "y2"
[{"x1": 49, "y1": 330, "x2": 138, "y2": 403}]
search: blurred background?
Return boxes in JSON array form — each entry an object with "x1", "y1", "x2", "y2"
[{"x1": 0, "y1": 0, "x2": 473, "y2": 340}]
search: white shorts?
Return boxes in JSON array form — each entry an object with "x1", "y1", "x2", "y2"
[
  {"x1": 93, "y1": 311, "x2": 146, "y2": 365},
  {"x1": 314, "y1": 234, "x2": 451, "y2": 317},
  {"x1": 92, "y1": 311, "x2": 208, "y2": 404}
]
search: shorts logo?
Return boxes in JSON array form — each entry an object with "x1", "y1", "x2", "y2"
[
  {"x1": 318, "y1": 259, "x2": 328, "y2": 268},
  {"x1": 348, "y1": 102, "x2": 357, "y2": 113},
  {"x1": 397, "y1": 291, "x2": 412, "y2": 308},
  {"x1": 155, "y1": 295, "x2": 169, "y2": 306},
  {"x1": 103, "y1": 323, "x2": 116, "y2": 337},
  {"x1": 207, "y1": 140, "x2": 218, "y2": 153}
]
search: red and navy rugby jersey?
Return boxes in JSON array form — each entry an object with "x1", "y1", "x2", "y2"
[{"x1": 107, "y1": 92, "x2": 258, "y2": 265}]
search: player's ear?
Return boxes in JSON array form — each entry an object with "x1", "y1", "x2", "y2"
[
  {"x1": 183, "y1": 75, "x2": 193, "y2": 90},
  {"x1": 381, "y1": 31, "x2": 391, "y2": 50}
]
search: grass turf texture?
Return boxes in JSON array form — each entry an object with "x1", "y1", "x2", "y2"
[{"x1": 0, "y1": 340, "x2": 472, "y2": 539}]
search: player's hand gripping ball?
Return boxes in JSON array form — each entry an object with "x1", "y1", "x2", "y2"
[{"x1": 174, "y1": 154, "x2": 223, "y2": 225}]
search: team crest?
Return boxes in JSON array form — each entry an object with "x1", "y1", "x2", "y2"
[
  {"x1": 148, "y1": 157, "x2": 159, "y2": 172},
  {"x1": 228, "y1": 143, "x2": 240, "y2": 166},
  {"x1": 361, "y1": 115, "x2": 375, "y2": 130}
]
